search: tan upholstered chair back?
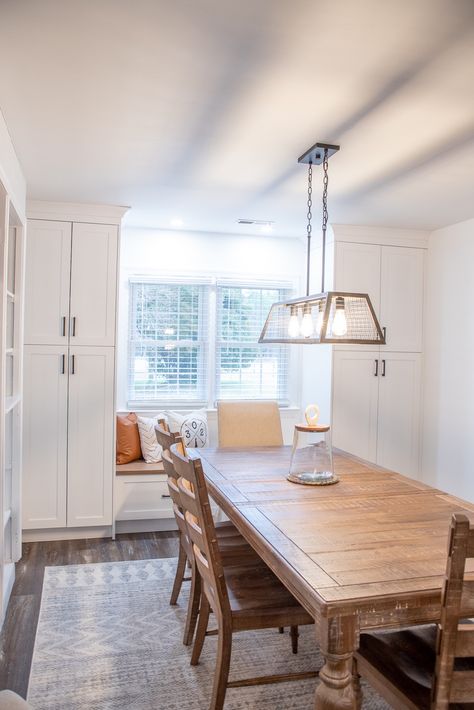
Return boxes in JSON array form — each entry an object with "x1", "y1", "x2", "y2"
[{"x1": 217, "y1": 400, "x2": 283, "y2": 447}]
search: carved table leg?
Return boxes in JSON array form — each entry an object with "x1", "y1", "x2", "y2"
[{"x1": 315, "y1": 615, "x2": 360, "y2": 710}]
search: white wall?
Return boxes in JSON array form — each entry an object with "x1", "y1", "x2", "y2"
[
  {"x1": 0, "y1": 108, "x2": 26, "y2": 220},
  {"x1": 422, "y1": 217, "x2": 474, "y2": 501},
  {"x1": 117, "y1": 227, "x2": 306, "y2": 443}
]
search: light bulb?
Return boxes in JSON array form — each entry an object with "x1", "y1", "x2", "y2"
[
  {"x1": 288, "y1": 312, "x2": 300, "y2": 338},
  {"x1": 301, "y1": 311, "x2": 314, "y2": 338},
  {"x1": 331, "y1": 299, "x2": 348, "y2": 336}
]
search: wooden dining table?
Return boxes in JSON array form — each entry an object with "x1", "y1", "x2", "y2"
[{"x1": 197, "y1": 445, "x2": 474, "y2": 709}]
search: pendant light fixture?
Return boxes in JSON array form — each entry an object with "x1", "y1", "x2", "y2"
[{"x1": 259, "y1": 142, "x2": 386, "y2": 345}]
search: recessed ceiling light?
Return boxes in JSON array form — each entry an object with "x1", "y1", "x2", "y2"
[{"x1": 170, "y1": 218, "x2": 184, "y2": 227}]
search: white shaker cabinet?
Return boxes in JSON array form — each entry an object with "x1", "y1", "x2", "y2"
[
  {"x1": 69, "y1": 223, "x2": 118, "y2": 346},
  {"x1": 376, "y1": 353, "x2": 422, "y2": 478},
  {"x1": 327, "y1": 226, "x2": 428, "y2": 479},
  {"x1": 67, "y1": 347, "x2": 115, "y2": 527},
  {"x1": 22, "y1": 202, "x2": 126, "y2": 537},
  {"x1": 22, "y1": 345, "x2": 68, "y2": 528},
  {"x1": 335, "y1": 242, "x2": 381, "y2": 315},
  {"x1": 332, "y1": 350, "x2": 380, "y2": 463},
  {"x1": 332, "y1": 351, "x2": 422, "y2": 478},
  {"x1": 24, "y1": 220, "x2": 118, "y2": 346},
  {"x1": 334, "y1": 240, "x2": 424, "y2": 352},
  {"x1": 380, "y1": 246, "x2": 424, "y2": 352},
  {"x1": 24, "y1": 220, "x2": 72, "y2": 345}
]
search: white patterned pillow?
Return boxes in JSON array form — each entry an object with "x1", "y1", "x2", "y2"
[
  {"x1": 136, "y1": 414, "x2": 167, "y2": 463},
  {"x1": 166, "y1": 409, "x2": 208, "y2": 448}
]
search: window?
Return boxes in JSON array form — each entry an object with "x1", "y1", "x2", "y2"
[
  {"x1": 128, "y1": 282, "x2": 208, "y2": 404},
  {"x1": 128, "y1": 279, "x2": 292, "y2": 407},
  {"x1": 216, "y1": 285, "x2": 290, "y2": 403}
]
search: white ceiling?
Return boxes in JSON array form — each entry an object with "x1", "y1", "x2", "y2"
[{"x1": 0, "y1": 0, "x2": 473, "y2": 236}]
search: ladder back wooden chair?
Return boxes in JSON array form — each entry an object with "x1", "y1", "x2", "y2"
[
  {"x1": 355, "y1": 513, "x2": 474, "y2": 709},
  {"x1": 170, "y1": 442, "x2": 316, "y2": 710},
  {"x1": 217, "y1": 400, "x2": 283, "y2": 447},
  {"x1": 156, "y1": 420, "x2": 259, "y2": 646}
]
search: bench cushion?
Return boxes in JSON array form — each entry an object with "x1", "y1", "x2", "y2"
[{"x1": 116, "y1": 459, "x2": 164, "y2": 475}]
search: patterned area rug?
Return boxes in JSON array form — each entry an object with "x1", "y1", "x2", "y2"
[{"x1": 27, "y1": 558, "x2": 390, "y2": 709}]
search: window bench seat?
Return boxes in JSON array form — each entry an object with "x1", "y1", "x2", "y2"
[{"x1": 116, "y1": 459, "x2": 164, "y2": 475}]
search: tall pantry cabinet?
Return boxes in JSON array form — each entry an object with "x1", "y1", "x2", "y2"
[
  {"x1": 328, "y1": 225, "x2": 428, "y2": 479},
  {"x1": 22, "y1": 202, "x2": 127, "y2": 535}
]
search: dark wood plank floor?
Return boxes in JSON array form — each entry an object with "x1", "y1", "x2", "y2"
[{"x1": 0, "y1": 531, "x2": 180, "y2": 698}]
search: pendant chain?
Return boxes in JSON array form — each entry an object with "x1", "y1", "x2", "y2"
[
  {"x1": 305, "y1": 162, "x2": 313, "y2": 296},
  {"x1": 321, "y1": 147, "x2": 329, "y2": 292}
]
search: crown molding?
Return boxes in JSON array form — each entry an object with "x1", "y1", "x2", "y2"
[
  {"x1": 26, "y1": 200, "x2": 129, "y2": 225},
  {"x1": 331, "y1": 223, "x2": 430, "y2": 249}
]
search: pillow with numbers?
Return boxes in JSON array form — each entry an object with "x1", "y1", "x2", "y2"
[{"x1": 166, "y1": 409, "x2": 208, "y2": 448}]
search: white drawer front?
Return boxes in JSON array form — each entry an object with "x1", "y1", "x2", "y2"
[{"x1": 115, "y1": 476, "x2": 173, "y2": 521}]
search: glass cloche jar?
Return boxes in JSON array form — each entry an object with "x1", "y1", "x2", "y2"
[{"x1": 288, "y1": 405, "x2": 338, "y2": 486}]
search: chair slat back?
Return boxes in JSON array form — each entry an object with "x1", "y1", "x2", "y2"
[
  {"x1": 155, "y1": 421, "x2": 189, "y2": 553},
  {"x1": 170, "y1": 442, "x2": 230, "y2": 617},
  {"x1": 433, "y1": 514, "x2": 474, "y2": 707}
]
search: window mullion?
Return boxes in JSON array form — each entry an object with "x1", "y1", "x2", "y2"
[{"x1": 207, "y1": 284, "x2": 217, "y2": 407}]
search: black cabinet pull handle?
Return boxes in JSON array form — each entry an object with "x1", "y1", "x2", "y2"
[
  {"x1": 161, "y1": 494, "x2": 171, "y2": 499},
  {"x1": 382, "y1": 326, "x2": 386, "y2": 342},
  {"x1": 374, "y1": 359, "x2": 379, "y2": 377},
  {"x1": 382, "y1": 359, "x2": 386, "y2": 377},
  {"x1": 70, "y1": 354, "x2": 75, "y2": 375},
  {"x1": 61, "y1": 316, "x2": 66, "y2": 337},
  {"x1": 60, "y1": 354, "x2": 65, "y2": 374},
  {"x1": 71, "y1": 316, "x2": 76, "y2": 337}
]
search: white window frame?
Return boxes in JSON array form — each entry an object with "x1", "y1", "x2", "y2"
[{"x1": 127, "y1": 275, "x2": 297, "y2": 410}]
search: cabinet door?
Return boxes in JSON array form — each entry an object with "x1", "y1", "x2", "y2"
[
  {"x1": 69, "y1": 223, "x2": 118, "y2": 346},
  {"x1": 334, "y1": 242, "x2": 381, "y2": 314},
  {"x1": 24, "y1": 220, "x2": 72, "y2": 345},
  {"x1": 380, "y1": 246, "x2": 424, "y2": 351},
  {"x1": 22, "y1": 345, "x2": 68, "y2": 528},
  {"x1": 377, "y1": 353, "x2": 422, "y2": 478},
  {"x1": 332, "y1": 351, "x2": 380, "y2": 463},
  {"x1": 67, "y1": 347, "x2": 114, "y2": 526}
]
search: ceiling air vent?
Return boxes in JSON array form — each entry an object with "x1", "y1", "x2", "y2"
[{"x1": 237, "y1": 219, "x2": 274, "y2": 226}]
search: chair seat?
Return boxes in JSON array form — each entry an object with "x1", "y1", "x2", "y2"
[
  {"x1": 357, "y1": 625, "x2": 474, "y2": 710},
  {"x1": 215, "y1": 521, "x2": 261, "y2": 563},
  {"x1": 358, "y1": 625, "x2": 436, "y2": 709},
  {"x1": 223, "y1": 561, "x2": 313, "y2": 631}
]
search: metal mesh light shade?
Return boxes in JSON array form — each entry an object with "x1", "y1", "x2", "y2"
[{"x1": 259, "y1": 292, "x2": 386, "y2": 345}]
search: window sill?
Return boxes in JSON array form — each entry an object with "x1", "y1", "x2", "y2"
[{"x1": 121, "y1": 405, "x2": 300, "y2": 415}]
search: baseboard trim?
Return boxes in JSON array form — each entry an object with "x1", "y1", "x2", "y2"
[
  {"x1": 22, "y1": 519, "x2": 178, "y2": 542},
  {"x1": 22, "y1": 526, "x2": 113, "y2": 542}
]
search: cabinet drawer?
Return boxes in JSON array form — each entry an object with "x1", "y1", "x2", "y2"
[{"x1": 115, "y1": 475, "x2": 174, "y2": 521}]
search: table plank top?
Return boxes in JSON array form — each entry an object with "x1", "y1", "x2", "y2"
[{"x1": 198, "y1": 446, "x2": 474, "y2": 623}]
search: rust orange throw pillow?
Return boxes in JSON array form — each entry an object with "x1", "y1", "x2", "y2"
[{"x1": 116, "y1": 413, "x2": 142, "y2": 464}]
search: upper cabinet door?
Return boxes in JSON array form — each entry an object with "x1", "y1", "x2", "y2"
[
  {"x1": 380, "y1": 247, "x2": 424, "y2": 352},
  {"x1": 24, "y1": 220, "x2": 72, "y2": 345},
  {"x1": 334, "y1": 242, "x2": 382, "y2": 314},
  {"x1": 69, "y1": 223, "x2": 118, "y2": 346}
]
